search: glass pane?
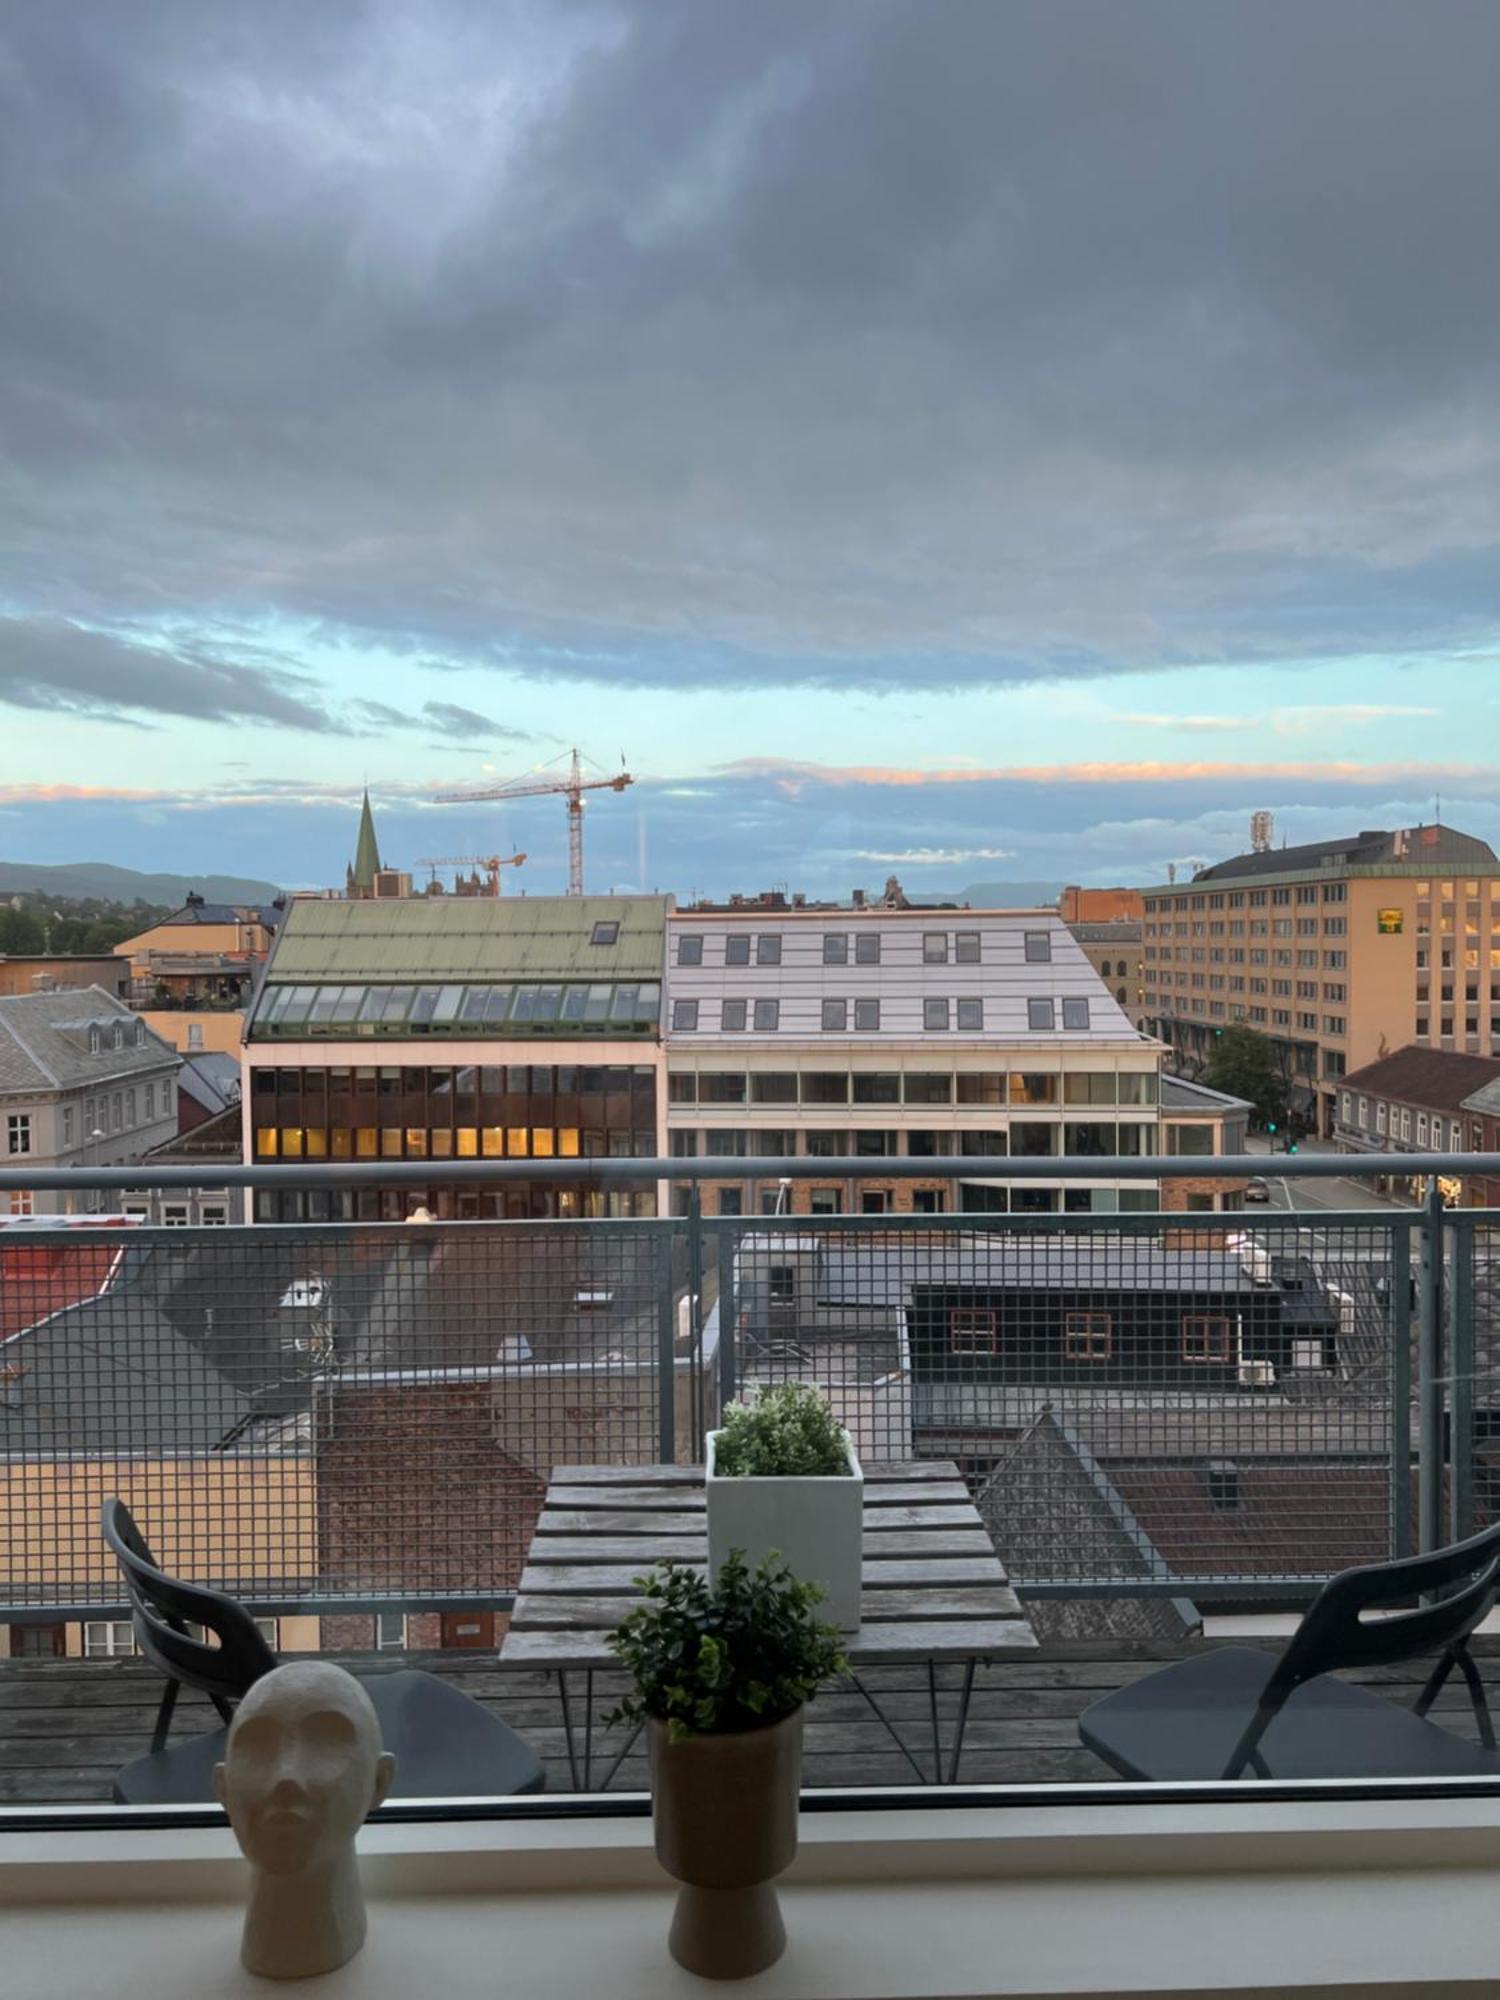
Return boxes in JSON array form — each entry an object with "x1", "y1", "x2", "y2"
[
  {"x1": 511, "y1": 987, "x2": 538, "y2": 1024},
  {"x1": 332, "y1": 987, "x2": 364, "y2": 1024},
  {"x1": 584, "y1": 985, "x2": 612, "y2": 1024},
  {"x1": 380, "y1": 988, "x2": 412, "y2": 1024},
  {"x1": 609, "y1": 985, "x2": 639, "y2": 1022},
  {"x1": 280, "y1": 986, "x2": 317, "y2": 1025},
  {"x1": 459, "y1": 987, "x2": 491, "y2": 1023},
  {"x1": 259, "y1": 986, "x2": 291, "y2": 1025},
  {"x1": 532, "y1": 985, "x2": 562, "y2": 1024},
  {"x1": 636, "y1": 983, "x2": 661, "y2": 1022},
  {"x1": 852, "y1": 1074, "x2": 899, "y2": 1104},
  {"x1": 408, "y1": 986, "x2": 440, "y2": 1026},
  {"x1": 751, "y1": 1073, "x2": 798, "y2": 1103},
  {"x1": 561, "y1": 984, "x2": 589, "y2": 1022},
  {"x1": 432, "y1": 984, "x2": 467, "y2": 1023},
  {"x1": 484, "y1": 987, "x2": 514, "y2": 1024}
]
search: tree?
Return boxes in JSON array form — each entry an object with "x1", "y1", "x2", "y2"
[
  {"x1": 0, "y1": 906, "x2": 45, "y2": 954},
  {"x1": 1201, "y1": 1022, "x2": 1288, "y2": 1129}
]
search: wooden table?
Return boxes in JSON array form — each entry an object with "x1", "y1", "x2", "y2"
[{"x1": 501, "y1": 1460, "x2": 1037, "y2": 1790}]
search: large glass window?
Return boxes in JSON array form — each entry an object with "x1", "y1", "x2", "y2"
[
  {"x1": 802, "y1": 1072, "x2": 850, "y2": 1104},
  {"x1": 956, "y1": 1073, "x2": 1007, "y2": 1106},
  {"x1": 1011, "y1": 1122, "x2": 1060, "y2": 1156},
  {"x1": 854, "y1": 934, "x2": 881, "y2": 965},
  {"x1": 959, "y1": 1131, "x2": 1009, "y2": 1155},
  {"x1": 700, "y1": 1073, "x2": 747, "y2": 1104},
  {"x1": 851, "y1": 1073, "x2": 900, "y2": 1104},
  {"x1": 725, "y1": 935, "x2": 751, "y2": 966},
  {"x1": 1065, "y1": 1121, "x2": 1117, "y2": 1156},
  {"x1": 904, "y1": 1073, "x2": 952, "y2": 1104},
  {"x1": 1010, "y1": 1072, "x2": 1059, "y2": 1106},
  {"x1": 1064, "y1": 1074, "x2": 1117, "y2": 1105},
  {"x1": 677, "y1": 934, "x2": 703, "y2": 966},
  {"x1": 822, "y1": 999, "x2": 848, "y2": 1030},
  {"x1": 750, "y1": 1073, "x2": 799, "y2": 1104}
]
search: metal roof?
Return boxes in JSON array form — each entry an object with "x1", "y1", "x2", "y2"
[
  {"x1": 0, "y1": 988, "x2": 180, "y2": 1096},
  {"x1": 264, "y1": 895, "x2": 670, "y2": 984},
  {"x1": 1160, "y1": 1074, "x2": 1253, "y2": 1114}
]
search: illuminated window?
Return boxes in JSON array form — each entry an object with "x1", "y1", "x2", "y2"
[
  {"x1": 381, "y1": 1129, "x2": 402, "y2": 1157},
  {"x1": 531, "y1": 1128, "x2": 555, "y2": 1157},
  {"x1": 330, "y1": 1128, "x2": 352, "y2": 1159},
  {"x1": 280, "y1": 1128, "x2": 304, "y2": 1158},
  {"x1": 482, "y1": 1127, "x2": 504, "y2": 1157},
  {"x1": 256, "y1": 1128, "x2": 279, "y2": 1157},
  {"x1": 456, "y1": 1128, "x2": 478, "y2": 1157},
  {"x1": 405, "y1": 1129, "x2": 427, "y2": 1156},
  {"x1": 304, "y1": 1128, "x2": 328, "y2": 1157},
  {"x1": 558, "y1": 1128, "x2": 581, "y2": 1157},
  {"x1": 356, "y1": 1128, "x2": 378, "y2": 1157}
]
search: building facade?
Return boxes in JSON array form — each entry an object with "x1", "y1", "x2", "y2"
[
  {"x1": 242, "y1": 895, "x2": 668, "y2": 1220},
  {"x1": 1064, "y1": 919, "x2": 1146, "y2": 1031},
  {"x1": 0, "y1": 989, "x2": 181, "y2": 1215},
  {"x1": 1158, "y1": 1075, "x2": 1252, "y2": 1212},
  {"x1": 664, "y1": 907, "x2": 1162, "y2": 1216},
  {"x1": 1332, "y1": 1046, "x2": 1500, "y2": 1206},
  {"x1": 0, "y1": 954, "x2": 128, "y2": 1000},
  {"x1": 1058, "y1": 887, "x2": 1144, "y2": 925},
  {"x1": 1140, "y1": 823, "x2": 1500, "y2": 1137}
]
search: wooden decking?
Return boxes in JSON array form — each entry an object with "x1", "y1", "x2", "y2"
[{"x1": 7, "y1": 1637, "x2": 1500, "y2": 1802}]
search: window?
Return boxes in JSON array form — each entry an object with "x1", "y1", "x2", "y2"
[
  {"x1": 752, "y1": 998, "x2": 780, "y2": 1031},
  {"x1": 860, "y1": 1189, "x2": 890, "y2": 1214},
  {"x1": 1024, "y1": 931, "x2": 1051, "y2": 962},
  {"x1": 949, "y1": 1308, "x2": 997, "y2": 1354},
  {"x1": 1377, "y1": 1100, "x2": 1388, "y2": 1134},
  {"x1": 904, "y1": 1073, "x2": 952, "y2": 1104},
  {"x1": 923, "y1": 998, "x2": 950, "y2": 1030},
  {"x1": 124, "y1": 1089, "x2": 136, "y2": 1125},
  {"x1": 923, "y1": 933, "x2": 949, "y2": 963},
  {"x1": 6, "y1": 1114, "x2": 30, "y2": 1156},
  {"x1": 822, "y1": 998, "x2": 848, "y2": 1031},
  {"x1": 721, "y1": 1000, "x2": 748, "y2": 1031},
  {"x1": 161, "y1": 1203, "x2": 191, "y2": 1227},
  {"x1": 756, "y1": 935, "x2": 782, "y2": 965},
  {"x1": 912, "y1": 1188, "x2": 945, "y2": 1214},
  {"x1": 1181, "y1": 1315, "x2": 1233, "y2": 1364},
  {"x1": 956, "y1": 998, "x2": 983, "y2": 1031},
  {"x1": 724, "y1": 935, "x2": 751, "y2": 966},
  {"x1": 1027, "y1": 998, "x2": 1055, "y2": 1030},
  {"x1": 716, "y1": 1188, "x2": 743, "y2": 1216},
  {"x1": 1064, "y1": 1312, "x2": 1112, "y2": 1361},
  {"x1": 84, "y1": 1621, "x2": 136, "y2": 1659},
  {"x1": 671, "y1": 1000, "x2": 699, "y2": 1031},
  {"x1": 954, "y1": 932, "x2": 981, "y2": 964},
  {"x1": 590, "y1": 921, "x2": 619, "y2": 946},
  {"x1": 854, "y1": 933, "x2": 881, "y2": 964},
  {"x1": 676, "y1": 934, "x2": 703, "y2": 966},
  {"x1": 1416, "y1": 1113, "x2": 1428, "y2": 1146},
  {"x1": 809, "y1": 1188, "x2": 842, "y2": 1215},
  {"x1": 186, "y1": 1023, "x2": 204, "y2": 1051},
  {"x1": 751, "y1": 1073, "x2": 798, "y2": 1103},
  {"x1": 852, "y1": 1072, "x2": 900, "y2": 1104},
  {"x1": 377, "y1": 1613, "x2": 406, "y2": 1651},
  {"x1": 823, "y1": 934, "x2": 848, "y2": 964},
  {"x1": 62, "y1": 1105, "x2": 74, "y2": 1147},
  {"x1": 802, "y1": 1072, "x2": 849, "y2": 1103},
  {"x1": 853, "y1": 998, "x2": 881, "y2": 1031},
  {"x1": 1061, "y1": 999, "x2": 1091, "y2": 1030},
  {"x1": 8, "y1": 1190, "x2": 33, "y2": 1216},
  {"x1": 200, "y1": 1203, "x2": 229, "y2": 1226}
]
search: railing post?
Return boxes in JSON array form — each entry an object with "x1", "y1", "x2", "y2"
[
  {"x1": 717, "y1": 1220, "x2": 738, "y2": 1418},
  {"x1": 686, "y1": 1184, "x2": 706, "y2": 1454},
  {"x1": 1418, "y1": 1176, "x2": 1446, "y2": 1556},
  {"x1": 657, "y1": 1218, "x2": 677, "y2": 1465},
  {"x1": 1449, "y1": 1213, "x2": 1476, "y2": 1544},
  {"x1": 1388, "y1": 1221, "x2": 1413, "y2": 1559}
]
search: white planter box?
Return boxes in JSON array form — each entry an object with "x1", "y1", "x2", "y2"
[{"x1": 705, "y1": 1430, "x2": 864, "y2": 1632}]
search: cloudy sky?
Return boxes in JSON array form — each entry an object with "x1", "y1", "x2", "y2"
[{"x1": 3, "y1": 1, "x2": 1499, "y2": 897}]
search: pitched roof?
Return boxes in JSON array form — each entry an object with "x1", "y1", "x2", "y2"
[
  {"x1": 1340, "y1": 1045, "x2": 1500, "y2": 1113},
  {"x1": 154, "y1": 901, "x2": 282, "y2": 928},
  {"x1": 1189, "y1": 823, "x2": 1498, "y2": 884},
  {"x1": 1160, "y1": 1073, "x2": 1253, "y2": 1114},
  {"x1": 177, "y1": 1051, "x2": 241, "y2": 1115},
  {"x1": 262, "y1": 893, "x2": 670, "y2": 984},
  {"x1": 0, "y1": 988, "x2": 179, "y2": 1094}
]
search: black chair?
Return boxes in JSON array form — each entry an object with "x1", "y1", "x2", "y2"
[
  {"x1": 102, "y1": 1499, "x2": 545, "y2": 1804},
  {"x1": 1080, "y1": 1521, "x2": 1500, "y2": 1781}
]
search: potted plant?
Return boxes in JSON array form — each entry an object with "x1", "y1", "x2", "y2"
[
  {"x1": 607, "y1": 1552, "x2": 847, "y2": 1979},
  {"x1": 707, "y1": 1381, "x2": 864, "y2": 1631}
]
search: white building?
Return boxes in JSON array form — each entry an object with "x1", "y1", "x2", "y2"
[
  {"x1": 664, "y1": 907, "x2": 1162, "y2": 1216},
  {"x1": 0, "y1": 988, "x2": 181, "y2": 1215}
]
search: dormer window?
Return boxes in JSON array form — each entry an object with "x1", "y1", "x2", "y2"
[
  {"x1": 111, "y1": 1022, "x2": 124, "y2": 1049},
  {"x1": 88, "y1": 1025, "x2": 102, "y2": 1054},
  {"x1": 590, "y1": 921, "x2": 619, "y2": 946}
]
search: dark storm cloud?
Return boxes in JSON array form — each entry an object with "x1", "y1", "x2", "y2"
[
  {"x1": 3, "y1": 1, "x2": 1500, "y2": 690},
  {"x1": 0, "y1": 615, "x2": 340, "y2": 729}
]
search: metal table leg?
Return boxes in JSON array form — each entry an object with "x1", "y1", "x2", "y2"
[
  {"x1": 556, "y1": 1669, "x2": 582, "y2": 1791},
  {"x1": 846, "y1": 1670, "x2": 932, "y2": 1785},
  {"x1": 947, "y1": 1658, "x2": 978, "y2": 1785}
]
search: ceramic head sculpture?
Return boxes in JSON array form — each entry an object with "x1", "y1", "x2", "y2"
[{"x1": 213, "y1": 1660, "x2": 395, "y2": 1980}]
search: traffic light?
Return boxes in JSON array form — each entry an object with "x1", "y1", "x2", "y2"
[
  {"x1": 1287, "y1": 1140, "x2": 1299, "y2": 1155},
  {"x1": 1266, "y1": 1121, "x2": 1278, "y2": 1135}
]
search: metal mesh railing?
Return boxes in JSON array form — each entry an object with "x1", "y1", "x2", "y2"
[{"x1": 0, "y1": 1159, "x2": 1480, "y2": 1622}]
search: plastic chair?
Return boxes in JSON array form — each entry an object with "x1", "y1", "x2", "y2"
[
  {"x1": 1079, "y1": 1520, "x2": 1500, "y2": 1781},
  {"x1": 102, "y1": 1498, "x2": 545, "y2": 1803}
]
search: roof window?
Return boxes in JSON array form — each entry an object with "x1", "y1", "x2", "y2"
[{"x1": 591, "y1": 921, "x2": 620, "y2": 946}]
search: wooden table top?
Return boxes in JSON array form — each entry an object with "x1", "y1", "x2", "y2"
[{"x1": 501, "y1": 1460, "x2": 1037, "y2": 1670}]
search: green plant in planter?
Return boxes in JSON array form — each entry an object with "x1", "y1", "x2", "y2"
[
  {"x1": 605, "y1": 1551, "x2": 848, "y2": 1741},
  {"x1": 713, "y1": 1381, "x2": 851, "y2": 1478}
]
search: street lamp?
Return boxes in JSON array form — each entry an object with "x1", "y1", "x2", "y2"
[{"x1": 87, "y1": 1127, "x2": 105, "y2": 1213}]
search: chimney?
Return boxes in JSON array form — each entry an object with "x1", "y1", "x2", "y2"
[
  {"x1": 1204, "y1": 1460, "x2": 1240, "y2": 1511},
  {"x1": 852, "y1": 888, "x2": 867, "y2": 908}
]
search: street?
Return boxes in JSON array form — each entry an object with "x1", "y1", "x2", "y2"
[{"x1": 1244, "y1": 1134, "x2": 1413, "y2": 1214}]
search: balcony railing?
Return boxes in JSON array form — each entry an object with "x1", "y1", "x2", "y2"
[{"x1": 0, "y1": 1155, "x2": 1494, "y2": 1629}]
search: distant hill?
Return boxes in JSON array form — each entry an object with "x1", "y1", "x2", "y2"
[
  {"x1": 0, "y1": 861, "x2": 282, "y2": 907},
  {"x1": 908, "y1": 879, "x2": 1062, "y2": 908}
]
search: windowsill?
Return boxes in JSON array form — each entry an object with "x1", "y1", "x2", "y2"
[{"x1": 7, "y1": 1793, "x2": 1500, "y2": 1997}]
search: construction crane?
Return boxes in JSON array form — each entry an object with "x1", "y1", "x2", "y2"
[
  {"x1": 416, "y1": 854, "x2": 526, "y2": 897},
  {"x1": 437, "y1": 748, "x2": 633, "y2": 896}
]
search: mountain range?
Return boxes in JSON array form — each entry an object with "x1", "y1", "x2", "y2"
[{"x1": 0, "y1": 861, "x2": 283, "y2": 906}]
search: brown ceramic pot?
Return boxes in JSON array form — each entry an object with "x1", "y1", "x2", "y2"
[{"x1": 648, "y1": 1707, "x2": 804, "y2": 1980}]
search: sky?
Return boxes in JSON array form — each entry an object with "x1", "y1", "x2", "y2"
[{"x1": 3, "y1": 0, "x2": 1500, "y2": 899}]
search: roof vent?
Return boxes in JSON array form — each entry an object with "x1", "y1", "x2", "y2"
[{"x1": 1205, "y1": 1460, "x2": 1241, "y2": 1511}]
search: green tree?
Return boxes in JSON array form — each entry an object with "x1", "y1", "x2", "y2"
[
  {"x1": 1201, "y1": 1022, "x2": 1288, "y2": 1129},
  {"x1": 0, "y1": 906, "x2": 45, "y2": 954}
]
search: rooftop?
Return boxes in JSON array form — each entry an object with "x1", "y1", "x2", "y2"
[
  {"x1": 0, "y1": 987, "x2": 179, "y2": 1094},
  {"x1": 1160, "y1": 1073, "x2": 1253, "y2": 1114},
  {"x1": 1178, "y1": 822, "x2": 1499, "y2": 886},
  {"x1": 1340, "y1": 1044, "x2": 1500, "y2": 1113}
]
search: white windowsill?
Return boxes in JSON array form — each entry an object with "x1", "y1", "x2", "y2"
[{"x1": 7, "y1": 1792, "x2": 1500, "y2": 1997}]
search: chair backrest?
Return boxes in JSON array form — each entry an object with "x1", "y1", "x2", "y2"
[
  {"x1": 1272, "y1": 1519, "x2": 1500, "y2": 1698},
  {"x1": 101, "y1": 1498, "x2": 278, "y2": 1703}
]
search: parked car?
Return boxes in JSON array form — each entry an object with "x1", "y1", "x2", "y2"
[{"x1": 1243, "y1": 1176, "x2": 1271, "y2": 1204}]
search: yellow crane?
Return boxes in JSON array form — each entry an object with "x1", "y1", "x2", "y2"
[
  {"x1": 437, "y1": 748, "x2": 633, "y2": 896},
  {"x1": 416, "y1": 853, "x2": 527, "y2": 898}
]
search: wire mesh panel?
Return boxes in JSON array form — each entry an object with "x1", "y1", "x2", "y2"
[
  {"x1": 0, "y1": 1218, "x2": 682, "y2": 1615},
  {"x1": 706, "y1": 1208, "x2": 1409, "y2": 1596}
]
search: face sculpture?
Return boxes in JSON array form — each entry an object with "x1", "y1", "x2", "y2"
[{"x1": 214, "y1": 1661, "x2": 395, "y2": 1878}]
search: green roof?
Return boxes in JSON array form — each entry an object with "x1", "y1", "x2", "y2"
[{"x1": 265, "y1": 894, "x2": 669, "y2": 983}]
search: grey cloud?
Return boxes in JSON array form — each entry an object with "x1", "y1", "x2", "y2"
[
  {"x1": 2, "y1": 3, "x2": 1499, "y2": 688},
  {"x1": 349, "y1": 697, "x2": 528, "y2": 739},
  {"x1": 0, "y1": 615, "x2": 340, "y2": 730}
]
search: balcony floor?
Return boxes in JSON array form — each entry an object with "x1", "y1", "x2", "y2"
[{"x1": 6, "y1": 1636, "x2": 1500, "y2": 1802}]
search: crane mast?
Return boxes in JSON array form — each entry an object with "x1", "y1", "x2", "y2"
[{"x1": 435, "y1": 747, "x2": 633, "y2": 895}]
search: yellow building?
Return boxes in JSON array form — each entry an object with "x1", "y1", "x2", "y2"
[{"x1": 1140, "y1": 823, "x2": 1500, "y2": 1137}]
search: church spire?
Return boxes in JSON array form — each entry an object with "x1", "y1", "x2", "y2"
[{"x1": 350, "y1": 788, "x2": 382, "y2": 895}]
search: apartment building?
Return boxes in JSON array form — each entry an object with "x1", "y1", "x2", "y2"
[
  {"x1": 242, "y1": 894, "x2": 668, "y2": 1220},
  {"x1": 0, "y1": 989, "x2": 181, "y2": 1216},
  {"x1": 1140, "y1": 823, "x2": 1500, "y2": 1138},
  {"x1": 1065, "y1": 920, "x2": 1146, "y2": 1031},
  {"x1": 664, "y1": 906, "x2": 1161, "y2": 1215}
]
